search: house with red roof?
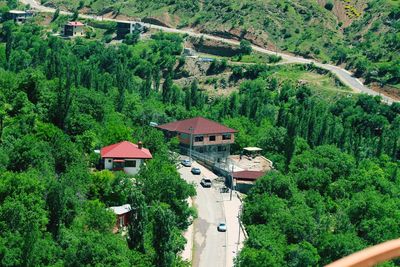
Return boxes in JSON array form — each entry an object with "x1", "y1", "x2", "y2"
[
  {"x1": 64, "y1": 21, "x2": 84, "y2": 37},
  {"x1": 156, "y1": 117, "x2": 237, "y2": 162},
  {"x1": 101, "y1": 141, "x2": 152, "y2": 175}
]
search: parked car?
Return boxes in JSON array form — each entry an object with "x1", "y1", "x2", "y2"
[
  {"x1": 181, "y1": 159, "x2": 192, "y2": 167},
  {"x1": 200, "y1": 178, "x2": 212, "y2": 188},
  {"x1": 191, "y1": 167, "x2": 201, "y2": 175},
  {"x1": 217, "y1": 223, "x2": 227, "y2": 232}
]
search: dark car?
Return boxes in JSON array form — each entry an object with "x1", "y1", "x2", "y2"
[
  {"x1": 191, "y1": 167, "x2": 201, "y2": 175},
  {"x1": 200, "y1": 178, "x2": 212, "y2": 188}
]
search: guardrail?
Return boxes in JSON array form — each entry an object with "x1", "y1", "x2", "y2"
[{"x1": 326, "y1": 239, "x2": 400, "y2": 267}]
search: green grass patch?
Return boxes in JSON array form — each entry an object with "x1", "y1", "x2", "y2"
[{"x1": 268, "y1": 64, "x2": 351, "y2": 99}]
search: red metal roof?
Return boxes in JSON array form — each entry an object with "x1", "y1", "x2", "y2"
[
  {"x1": 156, "y1": 117, "x2": 237, "y2": 135},
  {"x1": 101, "y1": 141, "x2": 152, "y2": 159},
  {"x1": 67, "y1": 21, "x2": 84, "y2": 27},
  {"x1": 233, "y1": 171, "x2": 265, "y2": 181}
]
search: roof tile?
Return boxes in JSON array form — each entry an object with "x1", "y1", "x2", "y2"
[
  {"x1": 156, "y1": 117, "x2": 237, "y2": 135},
  {"x1": 101, "y1": 141, "x2": 152, "y2": 159}
]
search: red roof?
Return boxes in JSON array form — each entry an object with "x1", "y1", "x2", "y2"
[
  {"x1": 233, "y1": 171, "x2": 265, "y2": 181},
  {"x1": 67, "y1": 21, "x2": 84, "y2": 27},
  {"x1": 101, "y1": 141, "x2": 152, "y2": 159},
  {"x1": 156, "y1": 117, "x2": 237, "y2": 135}
]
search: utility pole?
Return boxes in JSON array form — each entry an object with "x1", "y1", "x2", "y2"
[
  {"x1": 189, "y1": 126, "x2": 193, "y2": 162},
  {"x1": 237, "y1": 204, "x2": 242, "y2": 253},
  {"x1": 230, "y1": 162, "x2": 234, "y2": 201}
]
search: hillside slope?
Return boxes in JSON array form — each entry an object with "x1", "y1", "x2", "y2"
[{"x1": 43, "y1": 0, "x2": 399, "y2": 89}]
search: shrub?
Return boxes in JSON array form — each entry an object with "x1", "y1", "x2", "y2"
[{"x1": 325, "y1": 1, "x2": 334, "y2": 11}]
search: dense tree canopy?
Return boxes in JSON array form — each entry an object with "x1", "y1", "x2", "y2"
[{"x1": 0, "y1": 11, "x2": 398, "y2": 266}]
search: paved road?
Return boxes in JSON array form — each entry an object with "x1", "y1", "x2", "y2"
[
  {"x1": 20, "y1": 0, "x2": 398, "y2": 104},
  {"x1": 178, "y1": 161, "x2": 226, "y2": 267}
]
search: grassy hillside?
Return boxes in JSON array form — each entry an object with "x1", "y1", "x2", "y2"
[{"x1": 41, "y1": 0, "x2": 399, "y2": 89}]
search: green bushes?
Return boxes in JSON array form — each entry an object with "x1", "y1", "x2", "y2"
[{"x1": 324, "y1": 1, "x2": 334, "y2": 11}]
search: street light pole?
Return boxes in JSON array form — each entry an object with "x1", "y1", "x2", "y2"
[
  {"x1": 230, "y1": 162, "x2": 234, "y2": 201},
  {"x1": 237, "y1": 204, "x2": 242, "y2": 253},
  {"x1": 189, "y1": 126, "x2": 193, "y2": 162}
]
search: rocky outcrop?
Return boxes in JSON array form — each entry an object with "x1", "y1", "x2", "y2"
[
  {"x1": 188, "y1": 36, "x2": 240, "y2": 57},
  {"x1": 142, "y1": 17, "x2": 171, "y2": 28},
  {"x1": 198, "y1": 27, "x2": 269, "y2": 49}
]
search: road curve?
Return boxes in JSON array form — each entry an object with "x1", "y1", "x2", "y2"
[{"x1": 21, "y1": 0, "x2": 397, "y2": 104}]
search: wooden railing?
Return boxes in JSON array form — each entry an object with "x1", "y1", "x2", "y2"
[{"x1": 325, "y1": 239, "x2": 400, "y2": 267}]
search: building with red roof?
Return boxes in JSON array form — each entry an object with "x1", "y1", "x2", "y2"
[
  {"x1": 156, "y1": 117, "x2": 237, "y2": 162},
  {"x1": 64, "y1": 21, "x2": 84, "y2": 37},
  {"x1": 232, "y1": 170, "x2": 266, "y2": 193},
  {"x1": 101, "y1": 141, "x2": 152, "y2": 175}
]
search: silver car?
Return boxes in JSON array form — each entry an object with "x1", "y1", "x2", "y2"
[
  {"x1": 181, "y1": 159, "x2": 192, "y2": 167},
  {"x1": 200, "y1": 178, "x2": 212, "y2": 188},
  {"x1": 217, "y1": 223, "x2": 227, "y2": 232}
]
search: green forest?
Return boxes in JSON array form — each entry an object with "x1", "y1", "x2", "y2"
[
  {"x1": 0, "y1": 5, "x2": 399, "y2": 267},
  {"x1": 44, "y1": 0, "x2": 400, "y2": 89}
]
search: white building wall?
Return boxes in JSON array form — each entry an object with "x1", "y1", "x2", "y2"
[
  {"x1": 124, "y1": 159, "x2": 142, "y2": 175},
  {"x1": 103, "y1": 158, "x2": 143, "y2": 175},
  {"x1": 104, "y1": 158, "x2": 113, "y2": 170}
]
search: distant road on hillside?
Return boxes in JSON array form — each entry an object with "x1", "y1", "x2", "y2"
[{"x1": 21, "y1": 0, "x2": 398, "y2": 104}]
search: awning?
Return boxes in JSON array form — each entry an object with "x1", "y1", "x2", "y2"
[{"x1": 113, "y1": 159, "x2": 125, "y2": 163}]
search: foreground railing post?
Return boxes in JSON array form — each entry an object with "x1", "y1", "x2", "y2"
[{"x1": 325, "y1": 239, "x2": 400, "y2": 267}]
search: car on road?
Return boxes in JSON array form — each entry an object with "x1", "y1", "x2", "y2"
[
  {"x1": 191, "y1": 167, "x2": 201, "y2": 175},
  {"x1": 181, "y1": 159, "x2": 192, "y2": 167},
  {"x1": 200, "y1": 178, "x2": 212, "y2": 188},
  {"x1": 217, "y1": 223, "x2": 227, "y2": 232}
]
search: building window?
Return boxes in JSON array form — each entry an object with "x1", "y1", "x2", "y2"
[
  {"x1": 125, "y1": 160, "x2": 137, "y2": 168},
  {"x1": 113, "y1": 161, "x2": 124, "y2": 169},
  {"x1": 108, "y1": 159, "x2": 112, "y2": 163},
  {"x1": 195, "y1": 136, "x2": 204, "y2": 142},
  {"x1": 209, "y1": 135, "x2": 216, "y2": 141},
  {"x1": 222, "y1": 134, "x2": 232, "y2": 140}
]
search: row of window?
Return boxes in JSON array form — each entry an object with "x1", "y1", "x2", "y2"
[
  {"x1": 108, "y1": 159, "x2": 137, "y2": 168},
  {"x1": 194, "y1": 134, "x2": 232, "y2": 142}
]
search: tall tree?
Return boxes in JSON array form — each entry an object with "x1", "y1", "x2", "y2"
[
  {"x1": 127, "y1": 189, "x2": 147, "y2": 252},
  {"x1": 153, "y1": 205, "x2": 176, "y2": 267}
]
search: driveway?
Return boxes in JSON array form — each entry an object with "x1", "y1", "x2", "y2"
[{"x1": 178, "y1": 159, "x2": 245, "y2": 267}]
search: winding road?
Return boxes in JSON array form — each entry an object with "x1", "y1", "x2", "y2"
[{"x1": 21, "y1": 0, "x2": 398, "y2": 104}]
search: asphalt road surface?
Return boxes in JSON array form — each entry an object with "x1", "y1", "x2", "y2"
[
  {"x1": 21, "y1": 0, "x2": 398, "y2": 104},
  {"x1": 178, "y1": 162, "x2": 226, "y2": 267}
]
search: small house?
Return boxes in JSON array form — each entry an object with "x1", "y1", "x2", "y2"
[
  {"x1": 64, "y1": 21, "x2": 84, "y2": 37},
  {"x1": 232, "y1": 170, "x2": 266, "y2": 193},
  {"x1": 116, "y1": 21, "x2": 146, "y2": 39},
  {"x1": 6, "y1": 10, "x2": 34, "y2": 23},
  {"x1": 100, "y1": 141, "x2": 152, "y2": 175},
  {"x1": 109, "y1": 204, "x2": 131, "y2": 233}
]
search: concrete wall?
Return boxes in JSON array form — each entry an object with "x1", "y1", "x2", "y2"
[{"x1": 104, "y1": 158, "x2": 113, "y2": 170}]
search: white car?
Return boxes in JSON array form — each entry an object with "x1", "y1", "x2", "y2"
[
  {"x1": 181, "y1": 159, "x2": 192, "y2": 167},
  {"x1": 217, "y1": 223, "x2": 227, "y2": 232}
]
